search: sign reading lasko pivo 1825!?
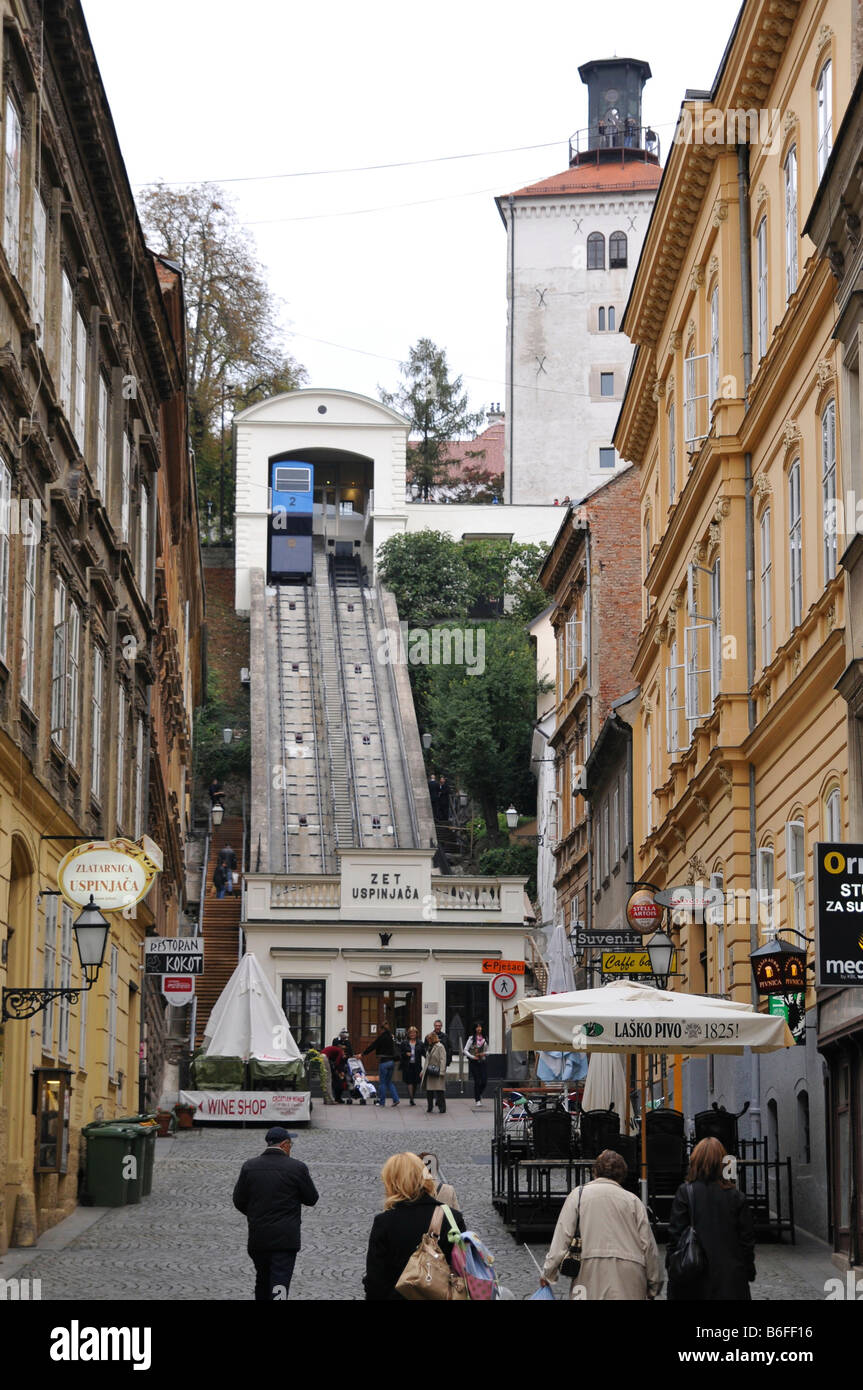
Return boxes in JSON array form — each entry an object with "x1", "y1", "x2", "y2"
[{"x1": 814, "y1": 842, "x2": 863, "y2": 987}]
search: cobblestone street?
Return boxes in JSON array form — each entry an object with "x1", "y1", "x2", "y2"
[{"x1": 0, "y1": 1103, "x2": 839, "y2": 1302}]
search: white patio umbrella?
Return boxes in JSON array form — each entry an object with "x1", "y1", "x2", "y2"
[
  {"x1": 510, "y1": 980, "x2": 793, "y2": 1200},
  {"x1": 202, "y1": 952, "x2": 300, "y2": 1062},
  {"x1": 545, "y1": 922, "x2": 576, "y2": 995},
  {"x1": 582, "y1": 1052, "x2": 631, "y2": 1131}
]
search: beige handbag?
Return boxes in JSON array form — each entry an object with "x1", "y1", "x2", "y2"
[{"x1": 395, "y1": 1204, "x2": 468, "y2": 1301}]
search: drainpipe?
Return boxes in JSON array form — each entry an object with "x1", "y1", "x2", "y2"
[
  {"x1": 584, "y1": 528, "x2": 594, "y2": 981},
  {"x1": 508, "y1": 196, "x2": 516, "y2": 504},
  {"x1": 738, "y1": 141, "x2": 761, "y2": 1141}
]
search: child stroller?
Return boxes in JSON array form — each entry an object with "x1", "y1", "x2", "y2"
[{"x1": 346, "y1": 1055, "x2": 376, "y2": 1105}]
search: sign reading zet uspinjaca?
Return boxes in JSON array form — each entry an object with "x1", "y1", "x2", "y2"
[
  {"x1": 814, "y1": 842, "x2": 863, "y2": 987},
  {"x1": 57, "y1": 838, "x2": 160, "y2": 911}
]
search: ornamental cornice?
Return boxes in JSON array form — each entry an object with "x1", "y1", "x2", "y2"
[{"x1": 782, "y1": 417, "x2": 801, "y2": 453}]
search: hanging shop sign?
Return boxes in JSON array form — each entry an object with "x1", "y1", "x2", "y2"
[
  {"x1": 576, "y1": 928, "x2": 644, "y2": 950},
  {"x1": 750, "y1": 936, "x2": 807, "y2": 995},
  {"x1": 601, "y1": 950, "x2": 677, "y2": 976},
  {"x1": 814, "y1": 842, "x2": 863, "y2": 987},
  {"x1": 482, "y1": 959, "x2": 525, "y2": 975},
  {"x1": 145, "y1": 939, "x2": 204, "y2": 976},
  {"x1": 625, "y1": 888, "x2": 664, "y2": 935},
  {"x1": 57, "y1": 838, "x2": 161, "y2": 912},
  {"x1": 654, "y1": 884, "x2": 720, "y2": 923},
  {"x1": 161, "y1": 975, "x2": 196, "y2": 1003},
  {"x1": 768, "y1": 993, "x2": 806, "y2": 1046}
]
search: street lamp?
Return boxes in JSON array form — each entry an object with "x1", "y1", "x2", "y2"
[
  {"x1": 223, "y1": 728, "x2": 233, "y2": 745},
  {"x1": 645, "y1": 928, "x2": 676, "y2": 990},
  {"x1": 505, "y1": 804, "x2": 519, "y2": 831},
  {"x1": 2, "y1": 896, "x2": 110, "y2": 1021},
  {"x1": 410, "y1": 483, "x2": 420, "y2": 500},
  {"x1": 421, "y1": 732, "x2": 432, "y2": 751},
  {"x1": 211, "y1": 803, "x2": 225, "y2": 827}
]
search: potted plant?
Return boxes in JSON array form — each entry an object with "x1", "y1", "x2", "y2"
[
  {"x1": 155, "y1": 1108, "x2": 174, "y2": 1137},
  {"x1": 172, "y1": 1101, "x2": 197, "y2": 1130}
]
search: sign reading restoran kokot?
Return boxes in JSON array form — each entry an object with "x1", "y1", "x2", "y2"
[{"x1": 57, "y1": 838, "x2": 160, "y2": 911}]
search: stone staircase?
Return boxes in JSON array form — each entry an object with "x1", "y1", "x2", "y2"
[{"x1": 194, "y1": 816, "x2": 243, "y2": 1047}]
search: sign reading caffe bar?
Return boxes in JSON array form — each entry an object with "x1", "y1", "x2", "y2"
[{"x1": 339, "y1": 849, "x2": 431, "y2": 920}]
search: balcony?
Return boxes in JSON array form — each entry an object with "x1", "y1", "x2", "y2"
[{"x1": 569, "y1": 124, "x2": 661, "y2": 167}]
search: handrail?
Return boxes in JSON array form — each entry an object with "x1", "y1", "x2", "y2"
[
  {"x1": 375, "y1": 582, "x2": 420, "y2": 849},
  {"x1": 357, "y1": 568, "x2": 398, "y2": 848},
  {"x1": 303, "y1": 581, "x2": 328, "y2": 871},
  {"x1": 274, "y1": 586, "x2": 292, "y2": 873},
  {"x1": 327, "y1": 552, "x2": 362, "y2": 845}
]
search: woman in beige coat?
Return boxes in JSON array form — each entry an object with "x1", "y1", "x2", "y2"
[
  {"x1": 422, "y1": 1032, "x2": 447, "y2": 1114},
  {"x1": 541, "y1": 1149, "x2": 663, "y2": 1300}
]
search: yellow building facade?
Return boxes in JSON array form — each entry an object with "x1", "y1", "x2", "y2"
[{"x1": 615, "y1": 0, "x2": 854, "y2": 1242}]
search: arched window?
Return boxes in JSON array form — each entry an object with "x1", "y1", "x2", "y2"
[
  {"x1": 784, "y1": 146, "x2": 798, "y2": 298},
  {"x1": 608, "y1": 305, "x2": 616, "y2": 331},
  {"x1": 817, "y1": 60, "x2": 833, "y2": 177},
  {"x1": 797, "y1": 1090, "x2": 811, "y2": 1164},
  {"x1": 645, "y1": 717, "x2": 653, "y2": 833},
  {"x1": 709, "y1": 285, "x2": 719, "y2": 404},
  {"x1": 609, "y1": 231, "x2": 627, "y2": 268},
  {"x1": 824, "y1": 783, "x2": 841, "y2": 840},
  {"x1": 667, "y1": 398, "x2": 676, "y2": 502},
  {"x1": 822, "y1": 400, "x2": 837, "y2": 582},
  {"x1": 597, "y1": 306, "x2": 605, "y2": 331},
  {"x1": 788, "y1": 459, "x2": 802, "y2": 630},
  {"x1": 587, "y1": 232, "x2": 605, "y2": 269},
  {"x1": 709, "y1": 865, "x2": 726, "y2": 994}
]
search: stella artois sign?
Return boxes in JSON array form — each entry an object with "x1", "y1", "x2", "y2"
[
  {"x1": 57, "y1": 838, "x2": 160, "y2": 912},
  {"x1": 625, "y1": 887, "x2": 664, "y2": 935}
]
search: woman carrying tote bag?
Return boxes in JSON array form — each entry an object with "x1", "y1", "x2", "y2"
[{"x1": 363, "y1": 1152, "x2": 466, "y2": 1300}]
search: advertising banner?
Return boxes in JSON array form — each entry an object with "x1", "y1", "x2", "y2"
[
  {"x1": 814, "y1": 842, "x2": 863, "y2": 987},
  {"x1": 145, "y1": 939, "x2": 204, "y2": 975},
  {"x1": 178, "y1": 1090, "x2": 311, "y2": 1122}
]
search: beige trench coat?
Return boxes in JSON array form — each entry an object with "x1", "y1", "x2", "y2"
[
  {"x1": 543, "y1": 1178, "x2": 663, "y2": 1301},
  {"x1": 421, "y1": 1042, "x2": 447, "y2": 1092}
]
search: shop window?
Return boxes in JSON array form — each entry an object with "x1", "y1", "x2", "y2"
[
  {"x1": 445, "y1": 981, "x2": 489, "y2": 1056},
  {"x1": 33, "y1": 1068, "x2": 72, "y2": 1174},
  {"x1": 282, "y1": 979, "x2": 326, "y2": 1051}
]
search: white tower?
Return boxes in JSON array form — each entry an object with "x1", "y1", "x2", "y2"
[{"x1": 498, "y1": 58, "x2": 661, "y2": 505}]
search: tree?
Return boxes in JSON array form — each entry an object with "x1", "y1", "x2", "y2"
[
  {"x1": 376, "y1": 530, "x2": 471, "y2": 627},
  {"x1": 461, "y1": 539, "x2": 549, "y2": 623},
  {"x1": 379, "y1": 338, "x2": 484, "y2": 500},
  {"x1": 425, "y1": 620, "x2": 542, "y2": 844},
  {"x1": 447, "y1": 458, "x2": 504, "y2": 504},
  {"x1": 138, "y1": 182, "x2": 305, "y2": 534}
]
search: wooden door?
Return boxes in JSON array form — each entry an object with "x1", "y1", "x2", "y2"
[{"x1": 349, "y1": 985, "x2": 422, "y2": 1065}]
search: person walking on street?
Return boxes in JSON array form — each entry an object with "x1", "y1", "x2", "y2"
[
  {"x1": 213, "y1": 862, "x2": 228, "y2": 899},
  {"x1": 232, "y1": 1127, "x2": 319, "y2": 1300},
  {"x1": 541, "y1": 1150, "x2": 663, "y2": 1300},
  {"x1": 219, "y1": 845, "x2": 238, "y2": 896},
  {"x1": 437, "y1": 775, "x2": 450, "y2": 823},
  {"x1": 464, "y1": 1022, "x2": 489, "y2": 1108},
  {"x1": 433, "y1": 1019, "x2": 453, "y2": 1066},
  {"x1": 398, "y1": 1026, "x2": 425, "y2": 1106},
  {"x1": 208, "y1": 777, "x2": 223, "y2": 808},
  {"x1": 362, "y1": 1024, "x2": 400, "y2": 1107},
  {"x1": 666, "y1": 1137, "x2": 756, "y2": 1301},
  {"x1": 422, "y1": 1031, "x2": 447, "y2": 1114},
  {"x1": 428, "y1": 774, "x2": 440, "y2": 821},
  {"x1": 322, "y1": 1041, "x2": 349, "y2": 1103},
  {"x1": 363, "y1": 1152, "x2": 466, "y2": 1300}
]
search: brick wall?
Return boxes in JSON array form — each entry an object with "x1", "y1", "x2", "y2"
[
  {"x1": 587, "y1": 466, "x2": 642, "y2": 723},
  {"x1": 204, "y1": 559, "x2": 250, "y2": 693}
]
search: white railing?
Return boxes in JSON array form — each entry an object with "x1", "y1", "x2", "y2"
[
  {"x1": 432, "y1": 878, "x2": 501, "y2": 911},
  {"x1": 270, "y1": 877, "x2": 341, "y2": 909}
]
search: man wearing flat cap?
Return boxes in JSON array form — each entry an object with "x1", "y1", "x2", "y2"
[{"x1": 232, "y1": 1126, "x2": 319, "y2": 1299}]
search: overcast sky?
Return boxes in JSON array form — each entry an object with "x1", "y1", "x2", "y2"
[{"x1": 81, "y1": 0, "x2": 742, "y2": 413}]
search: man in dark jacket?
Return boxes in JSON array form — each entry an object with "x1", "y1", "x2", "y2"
[
  {"x1": 232, "y1": 1127, "x2": 319, "y2": 1300},
  {"x1": 433, "y1": 1018, "x2": 453, "y2": 1066}
]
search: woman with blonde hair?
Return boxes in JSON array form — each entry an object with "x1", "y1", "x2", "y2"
[{"x1": 363, "y1": 1152, "x2": 466, "y2": 1299}]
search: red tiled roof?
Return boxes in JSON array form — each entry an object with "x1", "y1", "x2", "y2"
[
  {"x1": 503, "y1": 159, "x2": 663, "y2": 199},
  {"x1": 442, "y1": 421, "x2": 504, "y2": 477}
]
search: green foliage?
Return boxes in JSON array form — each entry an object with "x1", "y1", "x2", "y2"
[
  {"x1": 379, "y1": 338, "x2": 484, "y2": 500},
  {"x1": 376, "y1": 531, "x2": 470, "y2": 627},
  {"x1": 461, "y1": 539, "x2": 548, "y2": 622},
  {"x1": 477, "y1": 843, "x2": 537, "y2": 900},
  {"x1": 425, "y1": 620, "x2": 539, "y2": 843},
  {"x1": 193, "y1": 671, "x2": 250, "y2": 791}
]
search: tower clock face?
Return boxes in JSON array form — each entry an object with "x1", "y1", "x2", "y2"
[{"x1": 603, "y1": 88, "x2": 620, "y2": 106}]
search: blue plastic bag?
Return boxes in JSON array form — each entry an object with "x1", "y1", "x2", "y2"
[{"x1": 528, "y1": 1284, "x2": 555, "y2": 1300}]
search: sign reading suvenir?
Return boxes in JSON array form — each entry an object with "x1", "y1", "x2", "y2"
[
  {"x1": 481, "y1": 959, "x2": 525, "y2": 975},
  {"x1": 145, "y1": 939, "x2": 204, "y2": 976}
]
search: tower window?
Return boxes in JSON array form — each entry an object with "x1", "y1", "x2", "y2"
[
  {"x1": 587, "y1": 232, "x2": 605, "y2": 269},
  {"x1": 599, "y1": 448, "x2": 616, "y2": 469},
  {"x1": 598, "y1": 306, "x2": 605, "y2": 331},
  {"x1": 600, "y1": 372, "x2": 615, "y2": 397},
  {"x1": 609, "y1": 231, "x2": 628, "y2": 268}
]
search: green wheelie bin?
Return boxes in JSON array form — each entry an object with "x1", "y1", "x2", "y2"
[
  {"x1": 116, "y1": 1115, "x2": 157, "y2": 1197},
  {"x1": 82, "y1": 1123, "x2": 138, "y2": 1207}
]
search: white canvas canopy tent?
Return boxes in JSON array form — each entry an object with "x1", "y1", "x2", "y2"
[
  {"x1": 202, "y1": 952, "x2": 300, "y2": 1062},
  {"x1": 510, "y1": 980, "x2": 793, "y2": 1200}
]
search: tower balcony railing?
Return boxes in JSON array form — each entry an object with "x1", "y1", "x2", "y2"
[{"x1": 568, "y1": 124, "x2": 661, "y2": 167}]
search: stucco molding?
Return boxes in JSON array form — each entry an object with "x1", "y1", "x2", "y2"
[
  {"x1": 711, "y1": 201, "x2": 728, "y2": 229},
  {"x1": 782, "y1": 418, "x2": 801, "y2": 454},
  {"x1": 689, "y1": 265, "x2": 705, "y2": 293}
]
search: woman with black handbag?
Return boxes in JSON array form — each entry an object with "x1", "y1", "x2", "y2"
[
  {"x1": 666, "y1": 1137, "x2": 756, "y2": 1300},
  {"x1": 540, "y1": 1150, "x2": 662, "y2": 1300}
]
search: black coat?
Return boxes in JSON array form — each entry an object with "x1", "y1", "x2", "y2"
[
  {"x1": 362, "y1": 1029, "x2": 396, "y2": 1061},
  {"x1": 399, "y1": 1039, "x2": 426, "y2": 1083},
  {"x1": 232, "y1": 1148, "x2": 319, "y2": 1253},
  {"x1": 363, "y1": 1194, "x2": 467, "y2": 1300},
  {"x1": 666, "y1": 1180, "x2": 755, "y2": 1301}
]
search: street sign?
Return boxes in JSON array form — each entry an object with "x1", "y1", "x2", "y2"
[
  {"x1": 575, "y1": 929, "x2": 644, "y2": 950},
  {"x1": 601, "y1": 950, "x2": 677, "y2": 976},
  {"x1": 492, "y1": 974, "x2": 517, "y2": 1001},
  {"x1": 58, "y1": 838, "x2": 160, "y2": 912},
  {"x1": 814, "y1": 842, "x2": 863, "y2": 987},
  {"x1": 162, "y1": 975, "x2": 195, "y2": 1003},
  {"x1": 145, "y1": 938, "x2": 203, "y2": 976},
  {"x1": 482, "y1": 959, "x2": 525, "y2": 975}
]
